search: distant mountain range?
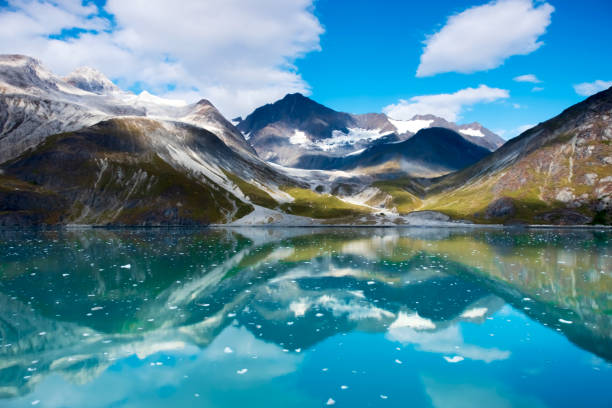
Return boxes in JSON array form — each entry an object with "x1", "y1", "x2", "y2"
[
  {"x1": 0, "y1": 55, "x2": 610, "y2": 226},
  {"x1": 236, "y1": 92, "x2": 504, "y2": 168}
]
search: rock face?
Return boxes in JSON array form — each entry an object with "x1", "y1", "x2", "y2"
[
  {"x1": 237, "y1": 93, "x2": 502, "y2": 168},
  {"x1": 424, "y1": 87, "x2": 612, "y2": 225},
  {"x1": 484, "y1": 197, "x2": 516, "y2": 219}
]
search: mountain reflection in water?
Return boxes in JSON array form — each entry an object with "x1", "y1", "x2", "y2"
[{"x1": 0, "y1": 227, "x2": 610, "y2": 408}]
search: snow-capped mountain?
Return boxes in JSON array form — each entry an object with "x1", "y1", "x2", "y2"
[
  {"x1": 393, "y1": 114, "x2": 505, "y2": 151},
  {"x1": 0, "y1": 54, "x2": 255, "y2": 163},
  {"x1": 0, "y1": 55, "x2": 304, "y2": 226},
  {"x1": 236, "y1": 93, "x2": 503, "y2": 168},
  {"x1": 296, "y1": 127, "x2": 491, "y2": 177},
  {"x1": 1, "y1": 54, "x2": 608, "y2": 226}
]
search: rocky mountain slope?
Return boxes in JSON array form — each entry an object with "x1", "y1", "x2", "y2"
[
  {"x1": 0, "y1": 55, "x2": 255, "y2": 163},
  {"x1": 0, "y1": 55, "x2": 310, "y2": 226},
  {"x1": 415, "y1": 87, "x2": 612, "y2": 224},
  {"x1": 237, "y1": 93, "x2": 502, "y2": 168}
]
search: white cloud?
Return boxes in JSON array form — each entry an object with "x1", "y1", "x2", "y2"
[
  {"x1": 416, "y1": 0, "x2": 554, "y2": 77},
  {"x1": 513, "y1": 74, "x2": 541, "y2": 83},
  {"x1": 573, "y1": 80, "x2": 612, "y2": 97},
  {"x1": 532, "y1": 86, "x2": 544, "y2": 92},
  {"x1": 0, "y1": 0, "x2": 323, "y2": 117},
  {"x1": 382, "y1": 85, "x2": 509, "y2": 122}
]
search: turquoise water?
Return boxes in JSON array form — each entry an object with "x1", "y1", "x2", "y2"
[{"x1": 0, "y1": 227, "x2": 610, "y2": 407}]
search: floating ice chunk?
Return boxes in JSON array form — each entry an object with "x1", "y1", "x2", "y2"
[
  {"x1": 558, "y1": 319, "x2": 573, "y2": 324},
  {"x1": 326, "y1": 398, "x2": 336, "y2": 405},
  {"x1": 120, "y1": 264, "x2": 131, "y2": 269},
  {"x1": 224, "y1": 347, "x2": 233, "y2": 354},
  {"x1": 443, "y1": 356, "x2": 464, "y2": 363},
  {"x1": 295, "y1": 348, "x2": 301, "y2": 353},
  {"x1": 91, "y1": 306, "x2": 103, "y2": 311},
  {"x1": 31, "y1": 401, "x2": 40, "y2": 406},
  {"x1": 380, "y1": 395, "x2": 388, "y2": 400},
  {"x1": 228, "y1": 313, "x2": 236, "y2": 318},
  {"x1": 62, "y1": 273, "x2": 70, "y2": 277},
  {"x1": 236, "y1": 368, "x2": 248, "y2": 375},
  {"x1": 341, "y1": 385, "x2": 348, "y2": 390},
  {"x1": 367, "y1": 281, "x2": 375, "y2": 285},
  {"x1": 395, "y1": 359, "x2": 403, "y2": 364}
]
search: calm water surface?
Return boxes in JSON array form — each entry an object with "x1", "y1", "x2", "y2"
[{"x1": 0, "y1": 227, "x2": 611, "y2": 407}]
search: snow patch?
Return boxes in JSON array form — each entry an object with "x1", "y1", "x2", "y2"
[
  {"x1": 289, "y1": 127, "x2": 391, "y2": 152},
  {"x1": 289, "y1": 130, "x2": 310, "y2": 145},
  {"x1": 459, "y1": 127, "x2": 485, "y2": 137},
  {"x1": 388, "y1": 118, "x2": 433, "y2": 134}
]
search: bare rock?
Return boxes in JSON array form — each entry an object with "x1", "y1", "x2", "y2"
[
  {"x1": 484, "y1": 197, "x2": 516, "y2": 219},
  {"x1": 535, "y1": 210, "x2": 592, "y2": 225},
  {"x1": 584, "y1": 173, "x2": 598, "y2": 186},
  {"x1": 556, "y1": 188, "x2": 575, "y2": 203}
]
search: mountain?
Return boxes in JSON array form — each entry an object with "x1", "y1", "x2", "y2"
[
  {"x1": 237, "y1": 93, "x2": 502, "y2": 168},
  {"x1": 296, "y1": 127, "x2": 491, "y2": 177},
  {"x1": 0, "y1": 55, "x2": 255, "y2": 163},
  {"x1": 415, "y1": 87, "x2": 612, "y2": 224},
  {"x1": 236, "y1": 93, "x2": 397, "y2": 166},
  {"x1": 0, "y1": 55, "x2": 309, "y2": 226},
  {"x1": 397, "y1": 114, "x2": 505, "y2": 151},
  {"x1": 0, "y1": 54, "x2": 610, "y2": 226}
]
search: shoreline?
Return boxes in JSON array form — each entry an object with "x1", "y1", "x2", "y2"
[{"x1": 0, "y1": 223, "x2": 610, "y2": 231}]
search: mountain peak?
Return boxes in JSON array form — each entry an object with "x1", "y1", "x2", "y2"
[
  {"x1": 64, "y1": 66, "x2": 120, "y2": 95},
  {"x1": 0, "y1": 54, "x2": 43, "y2": 69},
  {"x1": 237, "y1": 92, "x2": 347, "y2": 139}
]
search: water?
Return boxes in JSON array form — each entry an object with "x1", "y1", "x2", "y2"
[{"x1": 0, "y1": 227, "x2": 610, "y2": 408}]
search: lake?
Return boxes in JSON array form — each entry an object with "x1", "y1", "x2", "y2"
[{"x1": 0, "y1": 227, "x2": 610, "y2": 407}]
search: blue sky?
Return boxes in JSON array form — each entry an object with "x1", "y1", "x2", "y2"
[
  {"x1": 0, "y1": 0, "x2": 610, "y2": 139},
  {"x1": 298, "y1": 0, "x2": 612, "y2": 137}
]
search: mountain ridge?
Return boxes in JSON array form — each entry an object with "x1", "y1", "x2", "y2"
[
  {"x1": 0, "y1": 54, "x2": 610, "y2": 226},
  {"x1": 237, "y1": 92, "x2": 503, "y2": 168}
]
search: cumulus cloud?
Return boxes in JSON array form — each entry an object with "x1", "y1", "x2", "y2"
[
  {"x1": 382, "y1": 85, "x2": 509, "y2": 122},
  {"x1": 513, "y1": 74, "x2": 541, "y2": 83},
  {"x1": 416, "y1": 0, "x2": 554, "y2": 77},
  {"x1": 573, "y1": 80, "x2": 612, "y2": 97},
  {"x1": 0, "y1": 0, "x2": 323, "y2": 117}
]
